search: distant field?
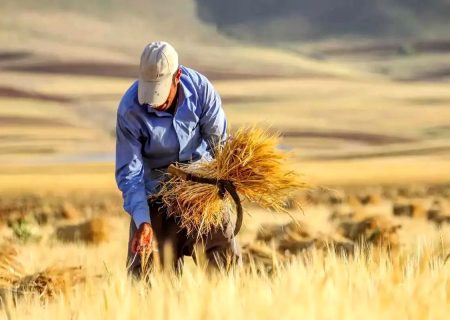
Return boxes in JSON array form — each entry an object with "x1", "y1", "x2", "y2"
[
  {"x1": 1, "y1": 60, "x2": 449, "y2": 183},
  {"x1": 1, "y1": 2, "x2": 449, "y2": 175}
]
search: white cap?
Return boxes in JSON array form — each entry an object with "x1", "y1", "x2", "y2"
[{"x1": 138, "y1": 41, "x2": 179, "y2": 107}]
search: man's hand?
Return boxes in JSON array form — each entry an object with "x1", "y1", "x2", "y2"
[{"x1": 131, "y1": 222, "x2": 154, "y2": 254}]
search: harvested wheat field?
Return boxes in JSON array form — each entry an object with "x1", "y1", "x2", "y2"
[
  {"x1": 0, "y1": 184, "x2": 449, "y2": 319},
  {"x1": 2, "y1": 241, "x2": 450, "y2": 319}
]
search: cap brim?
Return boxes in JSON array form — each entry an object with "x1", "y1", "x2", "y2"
[{"x1": 138, "y1": 75, "x2": 172, "y2": 107}]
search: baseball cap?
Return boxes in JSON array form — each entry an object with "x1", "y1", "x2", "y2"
[{"x1": 138, "y1": 41, "x2": 179, "y2": 107}]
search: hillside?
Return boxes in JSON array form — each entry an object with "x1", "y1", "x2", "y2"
[
  {"x1": 0, "y1": 0, "x2": 223, "y2": 61},
  {"x1": 196, "y1": 0, "x2": 450, "y2": 42},
  {"x1": 1, "y1": 0, "x2": 367, "y2": 78}
]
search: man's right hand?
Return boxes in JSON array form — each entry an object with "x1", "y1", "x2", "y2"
[{"x1": 131, "y1": 222, "x2": 154, "y2": 254}]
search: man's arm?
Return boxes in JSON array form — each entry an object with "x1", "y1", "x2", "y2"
[
  {"x1": 115, "y1": 112, "x2": 150, "y2": 228},
  {"x1": 199, "y1": 77, "x2": 227, "y2": 155}
]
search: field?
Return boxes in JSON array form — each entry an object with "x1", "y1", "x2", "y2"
[
  {"x1": 1, "y1": 1, "x2": 450, "y2": 319},
  {"x1": 1, "y1": 184, "x2": 449, "y2": 319}
]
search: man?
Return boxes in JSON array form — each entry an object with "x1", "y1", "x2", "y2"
[{"x1": 115, "y1": 41, "x2": 241, "y2": 276}]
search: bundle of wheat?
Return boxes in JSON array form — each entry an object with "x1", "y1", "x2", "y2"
[
  {"x1": 158, "y1": 127, "x2": 305, "y2": 235},
  {"x1": 312, "y1": 234, "x2": 355, "y2": 256},
  {"x1": 0, "y1": 245, "x2": 87, "y2": 301},
  {"x1": 16, "y1": 266, "x2": 86, "y2": 299},
  {"x1": 429, "y1": 199, "x2": 450, "y2": 226},
  {"x1": 256, "y1": 221, "x2": 312, "y2": 243},
  {"x1": 0, "y1": 245, "x2": 24, "y2": 289},
  {"x1": 255, "y1": 221, "x2": 355, "y2": 256},
  {"x1": 55, "y1": 217, "x2": 110, "y2": 244},
  {"x1": 338, "y1": 215, "x2": 401, "y2": 250}
]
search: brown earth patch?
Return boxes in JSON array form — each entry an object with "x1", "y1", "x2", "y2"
[
  {"x1": 196, "y1": 68, "x2": 311, "y2": 80},
  {"x1": 4, "y1": 62, "x2": 138, "y2": 78},
  {"x1": 0, "y1": 50, "x2": 33, "y2": 62},
  {"x1": 0, "y1": 86, "x2": 72, "y2": 103},
  {"x1": 4, "y1": 61, "x2": 320, "y2": 80},
  {"x1": 310, "y1": 145, "x2": 450, "y2": 161},
  {"x1": 400, "y1": 67, "x2": 450, "y2": 82},
  {"x1": 0, "y1": 115, "x2": 74, "y2": 127},
  {"x1": 0, "y1": 134, "x2": 27, "y2": 141},
  {"x1": 0, "y1": 145, "x2": 56, "y2": 154},
  {"x1": 221, "y1": 96, "x2": 275, "y2": 104},
  {"x1": 404, "y1": 97, "x2": 450, "y2": 106},
  {"x1": 0, "y1": 135, "x2": 85, "y2": 143},
  {"x1": 316, "y1": 39, "x2": 450, "y2": 57},
  {"x1": 280, "y1": 130, "x2": 415, "y2": 145}
]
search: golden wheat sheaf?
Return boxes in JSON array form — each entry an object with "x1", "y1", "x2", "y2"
[{"x1": 158, "y1": 127, "x2": 306, "y2": 235}]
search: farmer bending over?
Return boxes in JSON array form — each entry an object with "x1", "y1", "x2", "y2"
[{"x1": 115, "y1": 41, "x2": 241, "y2": 277}]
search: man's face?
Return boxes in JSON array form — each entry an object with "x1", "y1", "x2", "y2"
[{"x1": 153, "y1": 68, "x2": 182, "y2": 111}]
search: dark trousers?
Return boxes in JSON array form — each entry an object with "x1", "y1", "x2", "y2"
[{"x1": 127, "y1": 199, "x2": 241, "y2": 277}]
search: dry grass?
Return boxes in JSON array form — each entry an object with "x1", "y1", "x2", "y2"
[
  {"x1": 15, "y1": 266, "x2": 86, "y2": 299},
  {"x1": 241, "y1": 242, "x2": 286, "y2": 272},
  {"x1": 158, "y1": 127, "x2": 305, "y2": 235},
  {"x1": 2, "y1": 238, "x2": 449, "y2": 320},
  {"x1": 0, "y1": 187, "x2": 449, "y2": 319},
  {"x1": 0, "y1": 244, "x2": 86, "y2": 301}
]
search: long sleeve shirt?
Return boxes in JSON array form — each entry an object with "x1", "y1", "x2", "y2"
[{"x1": 115, "y1": 66, "x2": 227, "y2": 228}]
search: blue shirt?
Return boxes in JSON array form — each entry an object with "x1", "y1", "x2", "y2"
[{"x1": 115, "y1": 66, "x2": 227, "y2": 228}]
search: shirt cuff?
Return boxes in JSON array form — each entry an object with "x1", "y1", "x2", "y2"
[{"x1": 133, "y1": 208, "x2": 151, "y2": 228}]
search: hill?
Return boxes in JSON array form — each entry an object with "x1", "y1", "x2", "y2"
[{"x1": 196, "y1": 0, "x2": 450, "y2": 42}]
